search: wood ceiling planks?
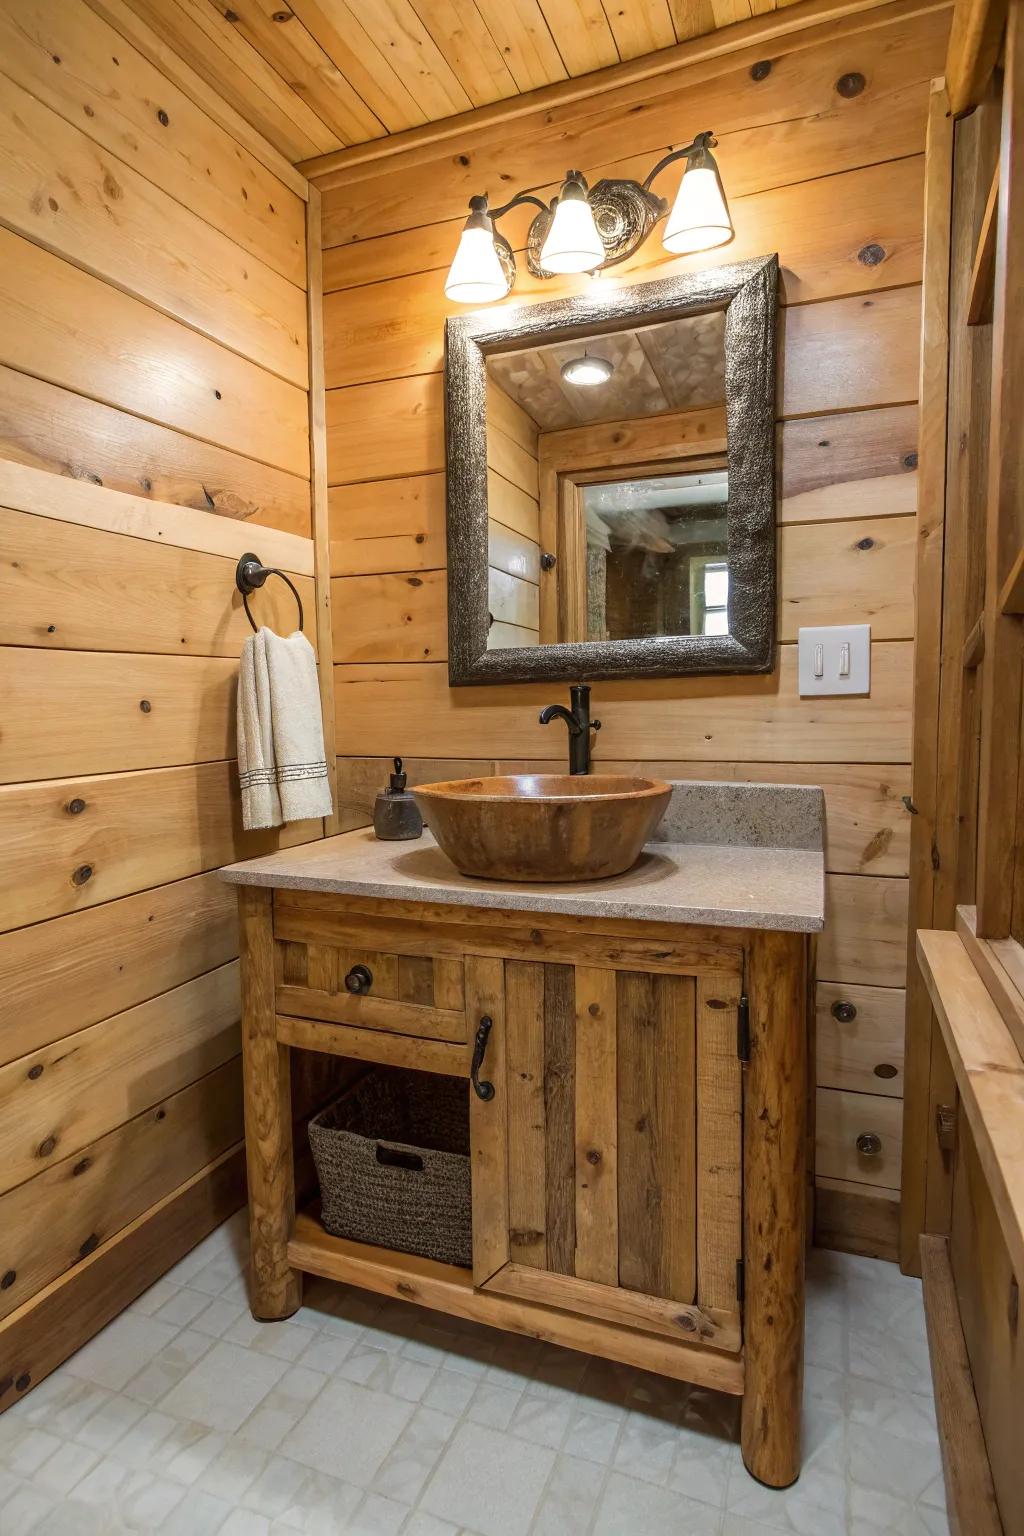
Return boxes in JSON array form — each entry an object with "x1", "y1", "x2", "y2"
[{"x1": 118, "y1": 0, "x2": 797, "y2": 156}]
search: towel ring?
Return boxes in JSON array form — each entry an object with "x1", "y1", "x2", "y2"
[{"x1": 235, "y1": 552, "x2": 304, "y2": 634}]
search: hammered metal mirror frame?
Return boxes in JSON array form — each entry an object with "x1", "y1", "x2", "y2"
[{"x1": 444, "y1": 254, "x2": 779, "y2": 686}]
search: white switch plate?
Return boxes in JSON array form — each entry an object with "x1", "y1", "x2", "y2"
[{"x1": 798, "y1": 624, "x2": 871, "y2": 696}]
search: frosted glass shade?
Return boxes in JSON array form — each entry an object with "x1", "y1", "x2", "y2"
[
  {"x1": 539, "y1": 196, "x2": 604, "y2": 275},
  {"x1": 663, "y1": 165, "x2": 733, "y2": 254},
  {"x1": 444, "y1": 226, "x2": 509, "y2": 304}
]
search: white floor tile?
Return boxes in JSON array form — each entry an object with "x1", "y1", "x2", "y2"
[
  {"x1": 160, "y1": 1342, "x2": 289, "y2": 1432},
  {"x1": 0, "y1": 1220, "x2": 948, "y2": 1536},
  {"x1": 420, "y1": 1421, "x2": 555, "y2": 1536},
  {"x1": 280, "y1": 1378, "x2": 414, "y2": 1486}
]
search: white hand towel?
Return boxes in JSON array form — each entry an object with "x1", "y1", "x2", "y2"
[
  {"x1": 237, "y1": 628, "x2": 333, "y2": 830},
  {"x1": 237, "y1": 629, "x2": 282, "y2": 830}
]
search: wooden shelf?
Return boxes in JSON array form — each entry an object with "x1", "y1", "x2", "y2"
[
  {"x1": 967, "y1": 162, "x2": 999, "y2": 327},
  {"x1": 916, "y1": 927, "x2": 1024, "y2": 1285},
  {"x1": 288, "y1": 1208, "x2": 744, "y2": 1395}
]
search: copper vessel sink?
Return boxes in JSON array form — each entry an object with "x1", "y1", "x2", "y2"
[{"x1": 411, "y1": 773, "x2": 672, "y2": 883}]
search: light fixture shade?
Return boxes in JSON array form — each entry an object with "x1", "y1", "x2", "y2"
[
  {"x1": 561, "y1": 353, "x2": 613, "y2": 386},
  {"x1": 444, "y1": 225, "x2": 509, "y2": 304},
  {"x1": 540, "y1": 177, "x2": 605, "y2": 274},
  {"x1": 663, "y1": 154, "x2": 733, "y2": 255}
]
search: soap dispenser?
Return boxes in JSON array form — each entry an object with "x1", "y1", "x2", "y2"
[{"x1": 373, "y1": 757, "x2": 423, "y2": 841}]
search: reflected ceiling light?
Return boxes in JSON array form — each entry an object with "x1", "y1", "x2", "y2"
[
  {"x1": 561, "y1": 352, "x2": 614, "y2": 387},
  {"x1": 443, "y1": 131, "x2": 733, "y2": 304}
]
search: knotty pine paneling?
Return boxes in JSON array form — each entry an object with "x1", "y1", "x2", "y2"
[
  {"x1": 0, "y1": 365, "x2": 311, "y2": 538},
  {"x1": 322, "y1": 155, "x2": 925, "y2": 300},
  {"x1": 0, "y1": 872, "x2": 237, "y2": 1066},
  {"x1": 0, "y1": 72, "x2": 308, "y2": 387},
  {"x1": 332, "y1": 645, "x2": 913, "y2": 762},
  {"x1": 0, "y1": 0, "x2": 319, "y2": 1409},
  {"x1": 317, "y1": 9, "x2": 947, "y2": 244},
  {"x1": 0, "y1": 0, "x2": 307, "y2": 287},
  {"x1": 315, "y1": 1, "x2": 939, "y2": 1255}
]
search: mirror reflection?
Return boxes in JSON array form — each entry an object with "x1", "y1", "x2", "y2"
[{"x1": 484, "y1": 308, "x2": 729, "y2": 651}]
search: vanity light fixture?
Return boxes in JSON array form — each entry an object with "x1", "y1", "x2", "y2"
[
  {"x1": 561, "y1": 352, "x2": 614, "y2": 386},
  {"x1": 444, "y1": 130, "x2": 733, "y2": 304}
]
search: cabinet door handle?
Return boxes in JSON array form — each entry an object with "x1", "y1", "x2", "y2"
[
  {"x1": 831, "y1": 999, "x2": 857, "y2": 1023},
  {"x1": 471, "y1": 1015, "x2": 495, "y2": 1101},
  {"x1": 344, "y1": 964, "x2": 373, "y2": 995},
  {"x1": 856, "y1": 1132, "x2": 882, "y2": 1156}
]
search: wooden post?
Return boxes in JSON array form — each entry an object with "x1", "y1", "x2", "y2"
[
  {"x1": 741, "y1": 929, "x2": 807, "y2": 1488},
  {"x1": 238, "y1": 885, "x2": 302, "y2": 1319}
]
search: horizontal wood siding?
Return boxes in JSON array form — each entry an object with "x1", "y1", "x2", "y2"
[
  {"x1": 315, "y1": 0, "x2": 941, "y2": 1256},
  {"x1": 0, "y1": 0, "x2": 317, "y2": 1411}
]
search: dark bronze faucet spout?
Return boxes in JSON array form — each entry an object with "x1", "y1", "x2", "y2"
[{"x1": 538, "y1": 684, "x2": 601, "y2": 774}]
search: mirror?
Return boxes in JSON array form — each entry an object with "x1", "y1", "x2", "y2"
[{"x1": 445, "y1": 256, "x2": 778, "y2": 685}]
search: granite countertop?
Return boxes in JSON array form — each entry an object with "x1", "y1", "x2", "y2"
[{"x1": 220, "y1": 782, "x2": 826, "y2": 934}]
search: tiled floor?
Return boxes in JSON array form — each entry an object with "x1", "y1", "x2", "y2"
[{"x1": 0, "y1": 1214, "x2": 948, "y2": 1535}]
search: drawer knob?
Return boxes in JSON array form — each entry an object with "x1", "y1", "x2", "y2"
[
  {"x1": 831, "y1": 999, "x2": 857, "y2": 1023},
  {"x1": 344, "y1": 964, "x2": 373, "y2": 995},
  {"x1": 856, "y1": 1132, "x2": 882, "y2": 1156}
]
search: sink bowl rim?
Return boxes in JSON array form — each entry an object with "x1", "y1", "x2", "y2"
[{"x1": 412, "y1": 772, "x2": 673, "y2": 805}]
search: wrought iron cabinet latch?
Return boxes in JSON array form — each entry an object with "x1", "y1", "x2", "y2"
[{"x1": 471, "y1": 1016, "x2": 495, "y2": 1101}]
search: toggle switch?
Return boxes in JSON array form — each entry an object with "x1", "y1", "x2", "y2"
[{"x1": 798, "y1": 625, "x2": 871, "y2": 696}]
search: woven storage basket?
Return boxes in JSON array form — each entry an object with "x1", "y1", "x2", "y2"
[{"x1": 308, "y1": 1068, "x2": 471, "y2": 1268}]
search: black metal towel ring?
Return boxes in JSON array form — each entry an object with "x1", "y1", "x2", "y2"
[{"x1": 235, "y1": 551, "x2": 304, "y2": 634}]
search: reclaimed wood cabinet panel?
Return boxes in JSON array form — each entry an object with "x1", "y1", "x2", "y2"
[{"x1": 469, "y1": 953, "x2": 743, "y2": 1351}]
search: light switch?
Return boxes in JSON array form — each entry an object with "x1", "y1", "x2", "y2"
[{"x1": 798, "y1": 625, "x2": 871, "y2": 696}]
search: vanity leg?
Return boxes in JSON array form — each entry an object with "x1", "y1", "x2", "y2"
[
  {"x1": 238, "y1": 885, "x2": 302, "y2": 1320},
  {"x1": 741, "y1": 930, "x2": 807, "y2": 1489}
]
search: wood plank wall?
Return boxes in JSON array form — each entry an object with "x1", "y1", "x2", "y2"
[
  {"x1": 0, "y1": 0, "x2": 320, "y2": 1407},
  {"x1": 315, "y1": 0, "x2": 950, "y2": 1259}
]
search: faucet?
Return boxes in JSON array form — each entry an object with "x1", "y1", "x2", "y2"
[{"x1": 539, "y1": 683, "x2": 601, "y2": 775}]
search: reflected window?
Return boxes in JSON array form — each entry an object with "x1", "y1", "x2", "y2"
[{"x1": 580, "y1": 470, "x2": 728, "y2": 642}]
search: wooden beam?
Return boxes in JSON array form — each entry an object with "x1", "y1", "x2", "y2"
[
  {"x1": 306, "y1": 187, "x2": 339, "y2": 833},
  {"x1": 977, "y1": 3, "x2": 1024, "y2": 936},
  {"x1": 946, "y1": 0, "x2": 1007, "y2": 114},
  {"x1": 916, "y1": 927, "x2": 1024, "y2": 1285},
  {"x1": 967, "y1": 164, "x2": 1000, "y2": 325},
  {"x1": 901, "y1": 79, "x2": 955, "y2": 1274},
  {"x1": 919, "y1": 1234, "x2": 1004, "y2": 1536},
  {"x1": 301, "y1": 0, "x2": 953, "y2": 184},
  {"x1": 956, "y1": 904, "x2": 1024, "y2": 1058}
]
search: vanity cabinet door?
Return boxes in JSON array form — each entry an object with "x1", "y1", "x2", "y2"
[{"x1": 467, "y1": 955, "x2": 743, "y2": 1353}]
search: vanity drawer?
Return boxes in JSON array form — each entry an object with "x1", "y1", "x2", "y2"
[
  {"x1": 276, "y1": 939, "x2": 466, "y2": 1044},
  {"x1": 815, "y1": 1087, "x2": 903, "y2": 1189}
]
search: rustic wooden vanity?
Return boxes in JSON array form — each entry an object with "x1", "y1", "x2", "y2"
[{"x1": 223, "y1": 791, "x2": 823, "y2": 1489}]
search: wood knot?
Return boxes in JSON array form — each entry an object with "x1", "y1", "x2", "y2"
[
  {"x1": 72, "y1": 865, "x2": 93, "y2": 886},
  {"x1": 38, "y1": 1136, "x2": 57, "y2": 1158},
  {"x1": 585, "y1": 1148, "x2": 601, "y2": 1166},
  {"x1": 66, "y1": 798, "x2": 86, "y2": 815},
  {"x1": 856, "y1": 537, "x2": 875, "y2": 551},
  {"x1": 675, "y1": 1313, "x2": 697, "y2": 1332},
  {"x1": 27, "y1": 1065, "x2": 43, "y2": 1081},
  {"x1": 902, "y1": 452, "x2": 918, "y2": 470},
  {"x1": 750, "y1": 59, "x2": 771, "y2": 80},
  {"x1": 1, "y1": 1272, "x2": 15, "y2": 1290},
  {"x1": 835, "y1": 71, "x2": 865, "y2": 97},
  {"x1": 79, "y1": 1234, "x2": 100, "y2": 1259},
  {"x1": 857, "y1": 242, "x2": 885, "y2": 266},
  {"x1": 157, "y1": 108, "x2": 169, "y2": 126},
  {"x1": 588, "y1": 1002, "x2": 601, "y2": 1017}
]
